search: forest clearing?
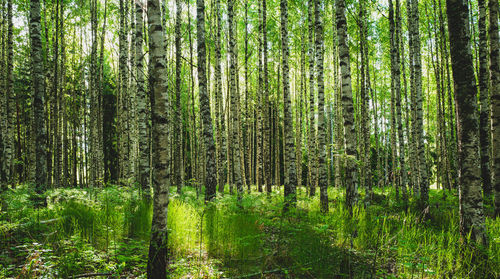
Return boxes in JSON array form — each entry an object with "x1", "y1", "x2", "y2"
[{"x1": 1, "y1": 0, "x2": 500, "y2": 277}]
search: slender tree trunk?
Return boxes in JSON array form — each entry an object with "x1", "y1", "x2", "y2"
[
  {"x1": 281, "y1": 0, "x2": 297, "y2": 210},
  {"x1": 187, "y1": 4, "x2": 197, "y2": 187},
  {"x1": 228, "y1": 0, "x2": 243, "y2": 198},
  {"x1": 215, "y1": 0, "x2": 225, "y2": 193},
  {"x1": 408, "y1": 0, "x2": 429, "y2": 210},
  {"x1": 51, "y1": 0, "x2": 60, "y2": 188},
  {"x1": 30, "y1": 0, "x2": 47, "y2": 206},
  {"x1": 174, "y1": 0, "x2": 183, "y2": 193},
  {"x1": 197, "y1": 0, "x2": 217, "y2": 201},
  {"x1": 314, "y1": 0, "x2": 328, "y2": 212},
  {"x1": 60, "y1": 0, "x2": 68, "y2": 187},
  {"x1": 244, "y1": 0, "x2": 251, "y2": 191},
  {"x1": 234, "y1": 22, "x2": 247, "y2": 192},
  {"x1": 478, "y1": 0, "x2": 492, "y2": 197},
  {"x1": 296, "y1": 53, "x2": 303, "y2": 189},
  {"x1": 71, "y1": 30, "x2": 78, "y2": 187},
  {"x1": 370, "y1": 64, "x2": 380, "y2": 187},
  {"x1": 446, "y1": 0, "x2": 488, "y2": 247},
  {"x1": 332, "y1": 5, "x2": 344, "y2": 189},
  {"x1": 336, "y1": 0, "x2": 358, "y2": 212},
  {"x1": 263, "y1": 0, "x2": 271, "y2": 193},
  {"x1": 136, "y1": 0, "x2": 150, "y2": 196},
  {"x1": 130, "y1": 1, "x2": 138, "y2": 183},
  {"x1": 359, "y1": 0, "x2": 372, "y2": 198},
  {"x1": 256, "y1": 0, "x2": 263, "y2": 192},
  {"x1": 146, "y1": 0, "x2": 170, "y2": 276},
  {"x1": 119, "y1": 0, "x2": 130, "y2": 184},
  {"x1": 307, "y1": 0, "x2": 316, "y2": 196},
  {"x1": 390, "y1": 0, "x2": 408, "y2": 201},
  {"x1": 98, "y1": 0, "x2": 109, "y2": 184},
  {"x1": 3, "y1": 0, "x2": 13, "y2": 184},
  {"x1": 489, "y1": 0, "x2": 500, "y2": 216},
  {"x1": 0, "y1": 0, "x2": 5, "y2": 185}
]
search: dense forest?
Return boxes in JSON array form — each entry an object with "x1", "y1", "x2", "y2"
[{"x1": 0, "y1": 0, "x2": 499, "y2": 277}]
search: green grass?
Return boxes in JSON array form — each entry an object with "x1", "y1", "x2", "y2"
[{"x1": 0, "y1": 184, "x2": 498, "y2": 278}]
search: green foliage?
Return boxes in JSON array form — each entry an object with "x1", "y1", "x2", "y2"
[{"x1": 1, "y1": 184, "x2": 499, "y2": 278}]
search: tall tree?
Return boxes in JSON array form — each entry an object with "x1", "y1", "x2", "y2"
[
  {"x1": 98, "y1": 0, "x2": 107, "y2": 186},
  {"x1": 51, "y1": 0, "x2": 61, "y2": 188},
  {"x1": 90, "y1": 0, "x2": 100, "y2": 188},
  {"x1": 307, "y1": 0, "x2": 317, "y2": 196},
  {"x1": 174, "y1": 0, "x2": 183, "y2": 193},
  {"x1": 146, "y1": 0, "x2": 170, "y2": 276},
  {"x1": 136, "y1": 0, "x2": 150, "y2": 196},
  {"x1": 478, "y1": 0, "x2": 491, "y2": 198},
  {"x1": 215, "y1": 0, "x2": 225, "y2": 193},
  {"x1": 29, "y1": 0, "x2": 47, "y2": 206},
  {"x1": 256, "y1": 0, "x2": 263, "y2": 192},
  {"x1": 0, "y1": 0, "x2": 5, "y2": 185},
  {"x1": 314, "y1": 0, "x2": 328, "y2": 212},
  {"x1": 389, "y1": 0, "x2": 399, "y2": 197},
  {"x1": 197, "y1": 0, "x2": 217, "y2": 201},
  {"x1": 359, "y1": 0, "x2": 372, "y2": 198},
  {"x1": 119, "y1": 0, "x2": 130, "y2": 183},
  {"x1": 281, "y1": 0, "x2": 297, "y2": 210},
  {"x1": 263, "y1": 0, "x2": 271, "y2": 193},
  {"x1": 3, "y1": 0, "x2": 13, "y2": 184},
  {"x1": 332, "y1": 2, "x2": 344, "y2": 190},
  {"x1": 336, "y1": 0, "x2": 358, "y2": 211},
  {"x1": 60, "y1": 0, "x2": 67, "y2": 187},
  {"x1": 244, "y1": 0, "x2": 251, "y2": 190},
  {"x1": 489, "y1": 0, "x2": 500, "y2": 216},
  {"x1": 389, "y1": 0, "x2": 408, "y2": 201},
  {"x1": 408, "y1": 0, "x2": 428, "y2": 210},
  {"x1": 228, "y1": 0, "x2": 244, "y2": 198},
  {"x1": 446, "y1": 0, "x2": 488, "y2": 246}
]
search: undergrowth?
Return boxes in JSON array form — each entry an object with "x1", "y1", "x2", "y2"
[{"x1": 0, "y1": 184, "x2": 498, "y2": 278}]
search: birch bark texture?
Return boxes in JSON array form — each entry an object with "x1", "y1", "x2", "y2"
[
  {"x1": 281, "y1": 0, "x2": 297, "y2": 210},
  {"x1": 146, "y1": 0, "x2": 170, "y2": 276},
  {"x1": 197, "y1": 0, "x2": 217, "y2": 201},
  {"x1": 29, "y1": 0, "x2": 47, "y2": 206},
  {"x1": 336, "y1": 0, "x2": 358, "y2": 211},
  {"x1": 446, "y1": 0, "x2": 488, "y2": 246}
]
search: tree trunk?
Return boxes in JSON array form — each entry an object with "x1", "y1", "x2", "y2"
[
  {"x1": 244, "y1": 0, "x2": 251, "y2": 191},
  {"x1": 281, "y1": 0, "x2": 297, "y2": 210},
  {"x1": 477, "y1": 0, "x2": 492, "y2": 198},
  {"x1": 5, "y1": 0, "x2": 13, "y2": 184},
  {"x1": 119, "y1": 0, "x2": 130, "y2": 184},
  {"x1": 215, "y1": 0, "x2": 225, "y2": 193},
  {"x1": 314, "y1": 0, "x2": 328, "y2": 212},
  {"x1": 146, "y1": 0, "x2": 170, "y2": 276},
  {"x1": 408, "y1": 0, "x2": 428, "y2": 209},
  {"x1": 136, "y1": 0, "x2": 150, "y2": 196},
  {"x1": 256, "y1": 0, "x2": 263, "y2": 192},
  {"x1": 197, "y1": 0, "x2": 217, "y2": 201},
  {"x1": 174, "y1": 0, "x2": 183, "y2": 193},
  {"x1": 60, "y1": 0, "x2": 67, "y2": 187},
  {"x1": 446, "y1": 0, "x2": 488, "y2": 247},
  {"x1": 187, "y1": 4, "x2": 197, "y2": 187},
  {"x1": 263, "y1": 0, "x2": 271, "y2": 193},
  {"x1": 359, "y1": 0, "x2": 372, "y2": 199},
  {"x1": 307, "y1": 0, "x2": 316, "y2": 197},
  {"x1": 336, "y1": 0, "x2": 358, "y2": 212},
  {"x1": 29, "y1": 0, "x2": 48, "y2": 206},
  {"x1": 228, "y1": 0, "x2": 243, "y2": 198},
  {"x1": 390, "y1": 0, "x2": 408, "y2": 201},
  {"x1": 489, "y1": 0, "x2": 500, "y2": 216}
]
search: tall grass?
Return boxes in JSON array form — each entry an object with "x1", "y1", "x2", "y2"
[{"x1": 1, "y1": 184, "x2": 498, "y2": 278}]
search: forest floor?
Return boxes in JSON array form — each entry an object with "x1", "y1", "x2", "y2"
[{"x1": 0, "y1": 184, "x2": 499, "y2": 278}]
